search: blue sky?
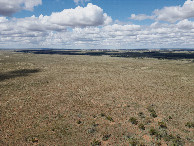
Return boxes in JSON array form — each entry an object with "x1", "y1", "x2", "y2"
[{"x1": 0, "y1": 0, "x2": 194, "y2": 49}]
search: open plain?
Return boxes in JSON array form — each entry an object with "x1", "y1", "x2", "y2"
[{"x1": 0, "y1": 50, "x2": 194, "y2": 145}]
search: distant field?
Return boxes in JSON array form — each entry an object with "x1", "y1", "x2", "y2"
[{"x1": 0, "y1": 50, "x2": 194, "y2": 145}]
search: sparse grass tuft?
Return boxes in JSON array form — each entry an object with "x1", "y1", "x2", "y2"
[
  {"x1": 100, "y1": 113, "x2": 105, "y2": 117},
  {"x1": 149, "y1": 128, "x2": 158, "y2": 136},
  {"x1": 128, "y1": 137, "x2": 139, "y2": 146},
  {"x1": 31, "y1": 137, "x2": 38, "y2": 143},
  {"x1": 129, "y1": 117, "x2": 138, "y2": 125},
  {"x1": 158, "y1": 121, "x2": 167, "y2": 129},
  {"x1": 102, "y1": 134, "x2": 111, "y2": 141},
  {"x1": 185, "y1": 122, "x2": 194, "y2": 128},
  {"x1": 168, "y1": 116, "x2": 172, "y2": 120},
  {"x1": 138, "y1": 112, "x2": 145, "y2": 118},
  {"x1": 138, "y1": 123, "x2": 145, "y2": 130},
  {"x1": 147, "y1": 106, "x2": 157, "y2": 118},
  {"x1": 77, "y1": 120, "x2": 82, "y2": 124},
  {"x1": 100, "y1": 113, "x2": 114, "y2": 122},
  {"x1": 106, "y1": 116, "x2": 114, "y2": 122},
  {"x1": 91, "y1": 139, "x2": 101, "y2": 146},
  {"x1": 149, "y1": 128, "x2": 162, "y2": 139}
]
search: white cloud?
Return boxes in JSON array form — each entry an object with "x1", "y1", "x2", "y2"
[
  {"x1": 0, "y1": 17, "x2": 8, "y2": 22},
  {"x1": 0, "y1": 0, "x2": 42, "y2": 16},
  {"x1": 154, "y1": 0, "x2": 194, "y2": 23},
  {"x1": 1, "y1": 2, "x2": 194, "y2": 49},
  {"x1": 130, "y1": 14, "x2": 154, "y2": 21},
  {"x1": 1, "y1": 16, "x2": 194, "y2": 49},
  {"x1": 130, "y1": 0, "x2": 194, "y2": 23},
  {"x1": 47, "y1": 3, "x2": 112, "y2": 27},
  {"x1": 74, "y1": 0, "x2": 90, "y2": 5},
  {"x1": 177, "y1": 19, "x2": 194, "y2": 29}
]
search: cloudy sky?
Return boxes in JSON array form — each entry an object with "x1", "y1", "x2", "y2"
[{"x1": 0, "y1": 0, "x2": 194, "y2": 49}]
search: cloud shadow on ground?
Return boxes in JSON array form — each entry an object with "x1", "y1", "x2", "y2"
[{"x1": 0, "y1": 69, "x2": 40, "y2": 82}]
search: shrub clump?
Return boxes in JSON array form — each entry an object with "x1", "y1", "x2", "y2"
[
  {"x1": 158, "y1": 121, "x2": 167, "y2": 129},
  {"x1": 185, "y1": 122, "x2": 194, "y2": 128},
  {"x1": 138, "y1": 112, "x2": 145, "y2": 118},
  {"x1": 106, "y1": 116, "x2": 114, "y2": 122},
  {"x1": 147, "y1": 106, "x2": 157, "y2": 118},
  {"x1": 149, "y1": 128, "x2": 162, "y2": 139},
  {"x1": 77, "y1": 120, "x2": 82, "y2": 124},
  {"x1": 128, "y1": 137, "x2": 139, "y2": 145},
  {"x1": 91, "y1": 139, "x2": 101, "y2": 146},
  {"x1": 129, "y1": 117, "x2": 138, "y2": 125},
  {"x1": 102, "y1": 134, "x2": 111, "y2": 141},
  {"x1": 138, "y1": 123, "x2": 145, "y2": 130}
]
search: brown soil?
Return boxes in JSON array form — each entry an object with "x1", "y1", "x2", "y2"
[{"x1": 0, "y1": 50, "x2": 194, "y2": 145}]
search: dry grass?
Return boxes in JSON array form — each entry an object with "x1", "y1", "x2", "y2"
[{"x1": 0, "y1": 50, "x2": 194, "y2": 145}]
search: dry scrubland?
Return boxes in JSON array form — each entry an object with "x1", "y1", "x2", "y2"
[{"x1": 0, "y1": 50, "x2": 194, "y2": 145}]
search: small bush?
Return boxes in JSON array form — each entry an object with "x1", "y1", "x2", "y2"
[
  {"x1": 138, "y1": 112, "x2": 145, "y2": 118},
  {"x1": 150, "y1": 112, "x2": 157, "y2": 118},
  {"x1": 128, "y1": 137, "x2": 139, "y2": 146},
  {"x1": 91, "y1": 139, "x2": 101, "y2": 146},
  {"x1": 149, "y1": 128, "x2": 158, "y2": 136},
  {"x1": 101, "y1": 113, "x2": 105, "y2": 117},
  {"x1": 106, "y1": 116, "x2": 114, "y2": 122},
  {"x1": 77, "y1": 120, "x2": 82, "y2": 124},
  {"x1": 102, "y1": 134, "x2": 111, "y2": 141},
  {"x1": 168, "y1": 116, "x2": 172, "y2": 120},
  {"x1": 185, "y1": 122, "x2": 194, "y2": 128},
  {"x1": 138, "y1": 123, "x2": 145, "y2": 130},
  {"x1": 158, "y1": 122, "x2": 167, "y2": 129},
  {"x1": 147, "y1": 106, "x2": 157, "y2": 118},
  {"x1": 147, "y1": 106, "x2": 155, "y2": 113},
  {"x1": 143, "y1": 117, "x2": 152, "y2": 125},
  {"x1": 32, "y1": 137, "x2": 38, "y2": 143},
  {"x1": 149, "y1": 128, "x2": 161, "y2": 139},
  {"x1": 129, "y1": 117, "x2": 138, "y2": 125}
]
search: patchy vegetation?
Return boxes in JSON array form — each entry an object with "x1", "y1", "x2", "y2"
[
  {"x1": 129, "y1": 117, "x2": 138, "y2": 125},
  {"x1": 0, "y1": 50, "x2": 194, "y2": 145}
]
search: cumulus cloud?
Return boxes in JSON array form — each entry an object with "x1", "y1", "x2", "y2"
[
  {"x1": 48, "y1": 3, "x2": 112, "y2": 27},
  {"x1": 1, "y1": 2, "x2": 194, "y2": 49},
  {"x1": 130, "y1": 0, "x2": 194, "y2": 23},
  {"x1": 0, "y1": 3, "x2": 112, "y2": 35},
  {"x1": 130, "y1": 14, "x2": 154, "y2": 21},
  {"x1": 177, "y1": 19, "x2": 194, "y2": 29},
  {"x1": 154, "y1": 0, "x2": 194, "y2": 23},
  {"x1": 0, "y1": 0, "x2": 42, "y2": 16},
  {"x1": 1, "y1": 16, "x2": 194, "y2": 49}
]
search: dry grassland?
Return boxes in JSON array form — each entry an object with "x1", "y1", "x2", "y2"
[{"x1": 0, "y1": 50, "x2": 194, "y2": 145}]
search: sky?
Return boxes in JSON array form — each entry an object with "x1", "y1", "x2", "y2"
[{"x1": 0, "y1": 0, "x2": 194, "y2": 49}]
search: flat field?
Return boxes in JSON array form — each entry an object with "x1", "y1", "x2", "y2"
[{"x1": 0, "y1": 50, "x2": 194, "y2": 145}]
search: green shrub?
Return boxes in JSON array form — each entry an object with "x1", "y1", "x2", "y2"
[
  {"x1": 102, "y1": 134, "x2": 111, "y2": 141},
  {"x1": 185, "y1": 122, "x2": 194, "y2": 128},
  {"x1": 101, "y1": 113, "x2": 105, "y2": 117},
  {"x1": 138, "y1": 123, "x2": 145, "y2": 130},
  {"x1": 106, "y1": 116, "x2": 114, "y2": 122},
  {"x1": 77, "y1": 120, "x2": 82, "y2": 124},
  {"x1": 138, "y1": 112, "x2": 145, "y2": 118},
  {"x1": 91, "y1": 139, "x2": 101, "y2": 146},
  {"x1": 129, "y1": 117, "x2": 138, "y2": 125},
  {"x1": 147, "y1": 106, "x2": 157, "y2": 118},
  {"x1": 158, "y1": 121, "x2": 167, "y2": 129},
  {"x1": 128, "y1": 137, "x2": 139, "y2": 146}
]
